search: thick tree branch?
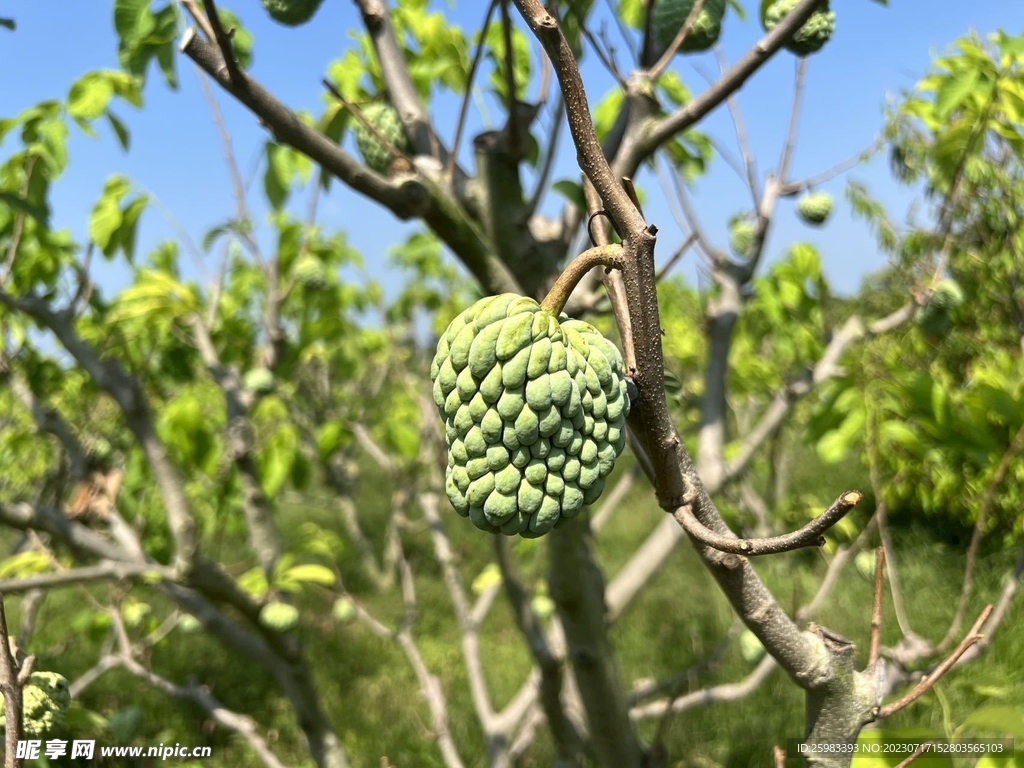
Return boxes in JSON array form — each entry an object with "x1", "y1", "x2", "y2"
[
  {"x1": 672, "y1": 491, "x2": 862, "y2": 557},
  {"x1": 179, "y1": 30, "x2": 520, "y2": 296}
]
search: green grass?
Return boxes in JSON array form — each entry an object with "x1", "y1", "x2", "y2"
[{"x1": 3, "y1": 463, "x2": 1022, "y2": 768}]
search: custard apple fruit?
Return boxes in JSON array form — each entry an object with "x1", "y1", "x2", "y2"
[
  {"x1": 354, "y1": 103, "x2": 410, "y2": 175},
  {"x1": 430, "y1": 293, "x2": 631, "y2": 537},
  {"x1": 332, "y1": 597, "x2": 356, "y2": 624},
  {"x1": 0, "y1": 671, "x2": 71, "y2": 737},
  {"x1": 262, "y1": 0, "x2": 324, "y2": 26},
  {"x1": 729, "y1": 220, "x2": 757, "y2": 257},
  {"x1": 763, "y1": 0, "x2": 835, "y2": 57},
  {"x1": 293, "y1": 254, "x2": 328, "y2": 290},
  {"x1": 796, "y1": 192, "x2": 833, "y2": 226},
  {"x1": 259, "y1": 601, "x2": 299, "y2": 631},
  {"x1": 243, "y1": 368, "x2": 275, "y2": 395},
  {"x1": 913, "y1": 280, "x2": 964, "y2": 337},
  {"x1": 929, "y1": 279, "x2": 964, "y2": 310},
  {"x1": 652, "y1": 0, "x2": 727, "y2": 54}
]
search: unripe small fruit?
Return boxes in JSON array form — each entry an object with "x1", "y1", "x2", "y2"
[
  {"x1": 796, "y1": 193, "x2": 833, "y2": 226},
  {"x1": 243, "y1": 368, "x2": 275, "y2": 395},
  {"x1": 651, "y1": 0, "x2": 728, "y2": 54},
  {"x1": 729, "y1": 220, "x2": 757, "y2": 257},
  {"x1": 354, "y1": 103, "x2": 411, "y2": 174},
  {"x1": 293, "y1": 255, "x2": 328, "y2": 290},
  {"x1": 763, "y1": 0, "x2": 835, "y2": 57},
  {"x1": 259, "y1": 601, "x2": 299, "y2": 632},
  {"x1": 332, "y1": 597, "x2": 356, "y2": 624},
  {"x1": 262, "y1": 0, "x2": 324, "y2": 26},
  {"x1": 0, "y1": 671, "x2": 71, "y2": 737}
]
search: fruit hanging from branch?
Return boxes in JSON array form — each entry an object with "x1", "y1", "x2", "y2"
[
  {"x1": 429, "y1": 291, "x2": 630, "y2": 538},
  {"x1": 261, "y1": 0, "x2": 325, "y2": 27},
  {"x1": 796, "y1": 192, "x2": 834, "y2": 226},
  {"x1": 763, "y1": 0, "x2": 835, "y2": 57},
  {"x1": 652, "y1": 0, "x2": 728, "y2": 54},
  {"x1": 354, "y1": 103, "x2": 411, "y2": 175}
]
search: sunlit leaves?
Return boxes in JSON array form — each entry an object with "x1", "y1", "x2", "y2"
[
  {"x1": 88, "y1": 175, "x2": 148, "y2": 261},
  {"x1": 263, "y1": 141, "x2": 314, "y2": 211},
  {"x1": 109, "y1": 269, "x2": 200, "y2": 323},
  {"x1": 113, "y1": 0, "x2": 179, "y2": 89},
  {"x1": 483, "y1": 19, "x2": 531, "y2": 106}
]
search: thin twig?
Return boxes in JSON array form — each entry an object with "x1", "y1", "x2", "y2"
[
  {"x1": 869, "y1": 547, "x2": 886, "y2": 666},
  {"x1": 893, "y1": 742, "x2": 935, "y2": 768},
  {"x1": 448, "y1": 0, "x2": 499, "y2": 181},
  {"x1": 199, "y1": 0, "x2": 241, "y2": 84},
  {"x1": 673, "y1": 491, "x2": 863, "y2": 557},
  {"x1": 649, "y1": 0, "x2": 708, "y2": 80},
  {"x1": 777, "y1": 58, "x2": 807, "y2": 184},
  {"x1": 877, "y1": 605, "x2": 993, "y2": 719},
  {"x1": 939, "y1": 420, "x2": 1024, "y2": 650}
]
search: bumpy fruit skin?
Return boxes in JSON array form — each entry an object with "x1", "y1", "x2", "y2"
[
  {"x1": 764, "y1": 0, "x2": 835, "y2": 57},
  {"x1": 243, "y1": 368, "x2": 275, "y2": 395},
  {"x1": 262, "y1": 0, "x2": 325, "y2": 26},
  {"x1": 354, "y1": 103, "x2": 410, "y2": 174},
  {"x1": 796, "y1": 192, "x2": 833, "y2": 226},
  {"x1": 293, "y1": 255, "x2": 328, "y2": 290},
  {"x1": 0, "y1": 671, "x2": 71, "y2": 737},
  {"x1": 652, "y1": 0, "x2": 727, "y2": 54},
  {"x1": 729, "y1": 220, "x2": 756, "y2": 257},
  {"x1": 430, "y1": 294, "x2": 631, "y2": 537}
]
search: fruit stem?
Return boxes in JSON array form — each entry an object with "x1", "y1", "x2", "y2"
[{"x1": 540, "y1": 244, "x2": 625, "y2": 315}]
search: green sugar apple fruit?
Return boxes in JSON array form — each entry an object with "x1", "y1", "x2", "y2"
[
  {"x1": 430, "y1": 293, "x2": 631, "y2": 537},
  {"x1": 354, "y1": 103, "x2": 410, "y2": 175},
  {"x1": 0, "y1": 671, "x2": 71, "y2": 737},
  {"x1": 764, "y1": 0, "x2": 835, "y2": 57},
  {"x1": 259, "y1": 601, "x2": 299, "y2": 632},
  {"x1": 262, "y1": 0, "x2": 325, "y2": 26},
  {"x1": 293, "y1": 254, "x2": 328, "y2": 290},
  {"x1": 243, "y1": 368, "x2": 275, "y2": 395},
  {"x1": 652, "y1": 0, "x2": 728, "y2": 54},
  {"x1": 729, "y1": 220, "x2": 757, "y2": 257},
  {"x1": 913, "y1": 280, "x2": 964, "y2": 337},
  {"x1": 796, "y1": 192, "x2": 833, "y2": 226},
  {"x1": 930, "y1": 279, "x2": 965, "y2": 311}
]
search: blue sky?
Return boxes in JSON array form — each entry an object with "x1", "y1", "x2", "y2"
[{"x1": 1, "y1": 1, "x2": 1020, "y2": 305}]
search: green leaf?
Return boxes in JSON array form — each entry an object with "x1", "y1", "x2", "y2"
[
  {"x1": 237, "y1": 566, "x2": 269, "y2": 599},
  {"x1": 0, "y1": 192, "x2": 50, "y2": 228},
  {"x1": 215, "y1": 8, "x2": 254, "y2": 70},
  {"x1": 264, "y1": 143, "x2": 290, "y2": 211},
  {"x1": 959, "y1": 706, "x2": 1024, "y2": 740},
  {"x1": 0, "y1": 551, "x2": 52, "y2": 579},
  {"x1": 89, "y1": 176, "x2": 131, "y2": 257},
  {"x1": 471, "y1": 563, "x2": 502, "y2": 595},
  {"x1": 552, "y1": 180, "x2": 586, "y2": 211},
  {"x1": 0, "y1": 17, "x2": 15, "y2": 31},
  {"x1": 106, "y1": 111, "x2": 131, "y2": 150},
  {"x1": 117, "y1": 195, "x2": 148, "y2": 262},
  {"x1": 935, "y1": 69, "x2": 980, "y2": 120},
  {"x1": 281, "y1": 564, "x2": 336, "y2": 588},
  {"x1": 68, "y1": 72, "x2": 116, "y2": 121}
]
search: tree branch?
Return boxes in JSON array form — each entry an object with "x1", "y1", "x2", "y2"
[{"x1": 179, "y1": 30, "x2": 521, "y2": 296}]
